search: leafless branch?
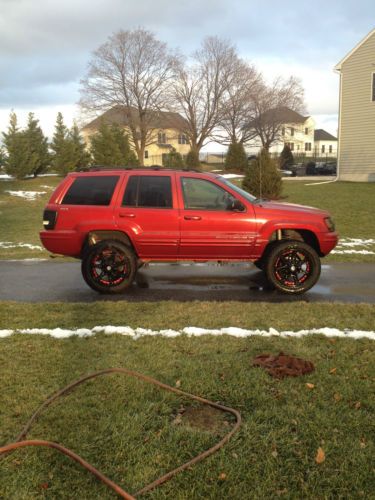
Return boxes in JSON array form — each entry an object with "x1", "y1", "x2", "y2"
[{"x1": 79, "y1": 28, "x2": 180, "y2": 164}]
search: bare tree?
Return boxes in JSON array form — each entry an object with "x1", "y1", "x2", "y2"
[
  {"x1": 216, "y1": 61, "x2": 263, "y2": 145},
  {"x1": 245, "y1": 76, "x2": 305, "y2": 150},
  {"x1": 79, "y1": 28, "x2": 179, "y2": 165},
  {"x1": 173, "y1": 36, "x2": 241, "y2": 156}
]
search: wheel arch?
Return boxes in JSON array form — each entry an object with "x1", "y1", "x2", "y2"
[
  {"x1": 81, "y1": 230, "x2": 137, "y2": 258},
  {"x1": 264, "y1": 228, "x2": 322, "y2": 257}
]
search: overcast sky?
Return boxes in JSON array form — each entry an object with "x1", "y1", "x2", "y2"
[{"x1": 0, "y1": 0, "x2": 374, "y2": 146}]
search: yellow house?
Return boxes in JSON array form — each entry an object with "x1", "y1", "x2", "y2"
[
  {"x1": 81, "y1": 105, "x2": 190, "y2": 166},
  {"x1": 335, "y1": 28, "x2": 375, "y2": 181}
]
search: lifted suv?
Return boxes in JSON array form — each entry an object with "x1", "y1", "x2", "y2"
[{"x1": 40, "y1": 168, "x2": 338, "y2": 294}]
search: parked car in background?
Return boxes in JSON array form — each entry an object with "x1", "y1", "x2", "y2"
[
  {"x1": 306, "y1": 161, "x2": 337, "y2": 176},
  {"x1": 315, "y1": 162, "x2": 337, "y2": 175}
]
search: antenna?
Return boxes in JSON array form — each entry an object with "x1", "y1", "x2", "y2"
[{"x1": 259, "y1": 150, "x2": 262, "y2": 200}]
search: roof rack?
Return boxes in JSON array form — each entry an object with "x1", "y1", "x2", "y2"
[{"x1": 78, "y1": 166, "x2": 204, "y2": 173}]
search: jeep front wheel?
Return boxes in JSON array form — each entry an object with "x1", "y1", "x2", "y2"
[
  {"x1": 81, "y1": 240, "x2": 136, "y2": 294},
  {"x1": 265, "y1": 241, "x2": 321, "y2": 294}
]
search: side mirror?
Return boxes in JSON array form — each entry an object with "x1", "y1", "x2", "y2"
[{"x1": 231, "y1": 199, "x2": 245, "y2": 212}]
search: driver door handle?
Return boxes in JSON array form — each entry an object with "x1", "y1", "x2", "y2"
[
  {"x1": 119, "y1": 213, "x2": 135, "y2": 218},
  {"x1": 184, "y1": 215, "x2": 201, "y2": 221}
]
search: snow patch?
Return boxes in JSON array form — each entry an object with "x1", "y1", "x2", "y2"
[
  {"x1": 5, "y1": 190, "x2": 47, "y2": 200},
  {"x1": 0, "y1": 173, "x2": 57, "y2": 180},
  {"x1": 1, "y1": 326, "x2": 374, "y2": 341},
  {"x1": 0, "y1": 330, "x2": 13, "y2": 338},
  {"x1": 0, "y1": 241, "x2": 43, "y2": 250},
  {"x1": 220, "y1": 174, "x2": 245, "y2": 179},
  {"x1": 332, "y1": 238, "x2": 375, "y2": 255},
  {"x1": 7, "y1": 258, "x2": 48, "y2": 262}
]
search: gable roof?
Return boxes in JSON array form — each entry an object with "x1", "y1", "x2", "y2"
[
  {"x1": 244, "y1": 106, "x2": 310, "y2": 130},
  {"x1": 314, "y1": 129, "x2": 337, "y2": 141},
  {"x1": 334, "y1": 28, "x2": 375, "y2": 71},
  {"x1": 262, "y1": 106, "x2": 310, "y2": 124},
  {"x1": 82, "y1": 105, "x2": 189, "y2": 132}
]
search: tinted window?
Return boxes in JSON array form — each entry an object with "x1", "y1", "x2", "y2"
[
  {"x1": 122, "y1": 176, "x2": 172, "y2": 208},
  {"x1": 181, "y1": 177, "x2": 235, "y2": 210},
  {"x1": 62, "y1": 176, "x2": 119, "y2": 206}
]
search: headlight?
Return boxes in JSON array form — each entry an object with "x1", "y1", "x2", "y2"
[{"x1": 324, "y1": 217, "x2": 335, "y2": 232}]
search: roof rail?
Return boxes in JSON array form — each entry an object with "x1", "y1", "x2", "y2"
[{"x1": 76, "y1": 165, "x2": 204, "y2": 173}]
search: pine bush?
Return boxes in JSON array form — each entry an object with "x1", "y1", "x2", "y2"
[
  {"x1": 90, "y1": 122, "x2": 137, "y2": 167},
  {"x1": 224, "y1": 142, "x2": 248, "y2": 172},
  {"x1": 279, "y1": 144, "x2": 294, "y2": 170},
  {"x1": 162, "y1": 148, "x2": 185, "y2": 168},
  {"x1": 185, "y1": 149, "x2": 200, "y2": 169},
  {"x1": 242, "y1": 148, "x2": 282, "y2": 199}
]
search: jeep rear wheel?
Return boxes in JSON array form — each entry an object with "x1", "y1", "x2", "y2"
[
  {"x1": 265, "y1": 241, "x2": 321, "y2": 294},
  {"x1": 81, "y1": 240, "x2": 136, "y2": 294}
]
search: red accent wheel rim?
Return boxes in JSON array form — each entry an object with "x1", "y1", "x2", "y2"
[
  {"x1": 90, "y1": 247, "x2": 130, "y2": 287},
  {"x1": 273, "y1": 248, "x2": 312, "y2": 288}
]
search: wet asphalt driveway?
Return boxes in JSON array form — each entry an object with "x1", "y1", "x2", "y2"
[{"x1": 0, "y1": 261, "x2": 374, "y2": 303}]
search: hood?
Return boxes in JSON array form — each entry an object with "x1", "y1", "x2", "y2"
[{"x1": 255, "y1": 200, "x2": 328, "y2": 216}]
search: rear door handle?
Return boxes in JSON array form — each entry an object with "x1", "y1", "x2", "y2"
[
  {"x1": 119, "y1": 213, "x2": 135, "y2": 218},
  {"x1": 184, "y1": 215, "x2": 201, "y2": 220}
]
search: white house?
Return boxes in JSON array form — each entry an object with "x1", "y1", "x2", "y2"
[{"x1": 313, "y1": 129, "x2": 337, "y2": 158}]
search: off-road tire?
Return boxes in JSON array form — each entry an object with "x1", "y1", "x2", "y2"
[
  {"x1": 81, "y1": 240, "x2": 137, "y2": 294},
  {"x1": 265, "y1": 240, "x2": 321, "y2": 294}
]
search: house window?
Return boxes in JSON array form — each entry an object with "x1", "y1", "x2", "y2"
[
  {"x1": 158, "y1": 131, "x2": 167, "y2": 144},
  {"x1": 322, "y1": 145, "x2": 325, "y2": 153},
  {"x1": 372, "y1": 73, "x2": 375, "y2": 102},
  {"x1": 329, "y1": 145, "x2": 333, "y2": 153},
  {"x1": 305, "y1": 142, "x2": 312, "y2": 152},
  {"x1": 282, "y1": 127, "x2": 285, "y2": 136},
  {"x1": 305, "y1": 127, "x2": 309, "y2": 135},
  {"x1": 144, "y1": 150, "x2": 149, "y2": 159},
  {"x1": 290, "y1": 143, "x2": 294, "y2": 151},
  {"x1": 290, "y1": 127, "x2": 294, "y2": 136},
  {"x1": 178, "y1": 134, "x2": 188, "y2": 145}
]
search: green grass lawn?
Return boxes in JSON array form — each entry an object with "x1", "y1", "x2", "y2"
[
  {"x1": 283, "y1": 180, "x2": 375, "y2": 262},
  {"x1": 1, "y1": 301, "x2": 374, "y2": 499},
  {"x1": 0, "y1": 176, "x2": 58, "y2": 260},
  {"x1": 0, "y1": 176, "x2": 374, "y2": 261}
]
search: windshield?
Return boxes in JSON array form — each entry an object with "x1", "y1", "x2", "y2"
[{"x1": 219, "y1": 178, "x2": 257, "y2": 203}]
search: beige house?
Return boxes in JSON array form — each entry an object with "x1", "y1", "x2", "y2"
[
  {"x1": 313, "y1": 129, "x2": 337, "y2": 157},
  {"x1": 335, "y1": 28, "x2": 375, "y2": 181},
  {"x1": 81, "y1": 105, "x2": 190, "y2": 166},
  {"x1": 268, "y1": 108, "x2": 316, "y2": 157}
]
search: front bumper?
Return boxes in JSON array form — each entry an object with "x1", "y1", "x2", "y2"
[{"x1": 318, "y1": 231, "x2": 339, "y2": 256}]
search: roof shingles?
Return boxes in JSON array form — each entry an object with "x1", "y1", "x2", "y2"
[{"x1": 82, "y1": 105, "x2": 188, "y2": 132}]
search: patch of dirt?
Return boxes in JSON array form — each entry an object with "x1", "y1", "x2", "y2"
[
  {"x1": 252, "y1": 352, "x2": 315, "y2": 379},
  {"x1": 181, "y1": 406, "x2": 228, "y2": 433}
]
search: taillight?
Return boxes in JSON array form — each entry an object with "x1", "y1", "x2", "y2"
[{"x1": 43, "y1": 209, "x2": 57, "y2": 230}]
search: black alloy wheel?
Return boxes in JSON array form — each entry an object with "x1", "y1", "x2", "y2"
[
  {"x1": 81, "y1": 240, "x2": 137, "y2": 294},
  {"x1": 265, "y1": 240, "x2": 321, "y2": 294}
]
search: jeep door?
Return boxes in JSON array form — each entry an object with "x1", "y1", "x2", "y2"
[
  {"x1": 115, "y1": 174, "x2": 179, "y2": 258},
  {"x1": 178, "y1": 176, "x2": 257, "y2": 259}
]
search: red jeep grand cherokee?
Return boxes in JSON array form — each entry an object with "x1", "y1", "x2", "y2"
[{"x1": 40, "y1": 168, "x2": 338, "y2": 295}]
